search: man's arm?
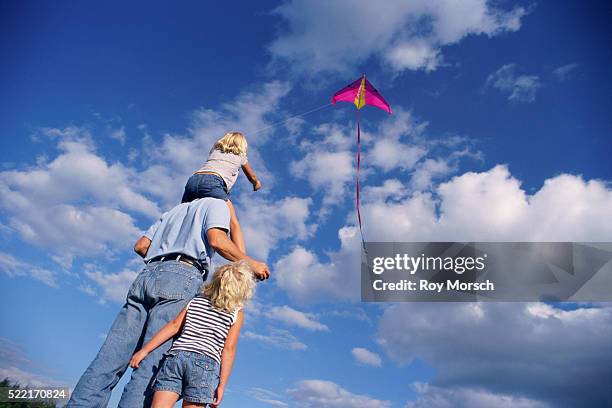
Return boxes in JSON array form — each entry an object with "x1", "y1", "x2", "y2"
[
  {"x1": 226, "y1": 200, "x2": 246, "y2": 254},
  {"x1": 135, "y1": 215, "x2": 162, "y2": 258},
  {"x1": 207, "y1": 228, "x2": 269, "y2": 280},
  {"x1": 133, "y1": 236, "x2": 152, "y2": 258}
]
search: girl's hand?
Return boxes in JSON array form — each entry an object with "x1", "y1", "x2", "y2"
[
  {"x1": 252, "y1": 180, "x2": 262, "y2": 191},
  {"x1": 129, "y1": 350, "x2": 148, "y2": 369},
  {"x1": 212, "y1": 385, "x2": 224, "y2": 407}
]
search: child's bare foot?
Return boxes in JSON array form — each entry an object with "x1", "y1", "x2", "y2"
[{"x1": 253, "y1": 180, "x2": 262, "y2": 191}]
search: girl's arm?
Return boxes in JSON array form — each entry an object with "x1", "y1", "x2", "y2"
[
  {"x1": 129, "y1": 304, "x2": 189, "y2": 368},
  {"x1": 212, "y1": 310, "x2": 244, "y2": 407},
  {"x1": 241, "y1": 163, "x2": 261, "y2": 191}
]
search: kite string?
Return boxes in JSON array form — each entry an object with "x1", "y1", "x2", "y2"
[{"x1": 248, "y1": 103, "x2": 332, "y2": 135}]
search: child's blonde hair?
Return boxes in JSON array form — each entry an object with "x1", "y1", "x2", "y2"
[
  {"x1": 201, "y1": 260, "x2": 255, "y2": 312},
  {"x1": 214, "y1": 131, "x2": 248, "y2": 155}
]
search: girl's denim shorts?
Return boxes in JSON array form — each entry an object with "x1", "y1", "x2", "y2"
[
  {"x1": 182, "y1": 173, "x2": 229, "y2": 203},
  {"x1": 152, "y1": 350, "x2": 220, "y2": 404}
]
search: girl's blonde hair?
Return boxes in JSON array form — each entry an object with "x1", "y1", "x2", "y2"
[
  {"x1": 214, "y1": 131, "x2": 248, "y2": 155},
  {"x1": 201, "y1": 260, "x2": 255, "y2": 313}
]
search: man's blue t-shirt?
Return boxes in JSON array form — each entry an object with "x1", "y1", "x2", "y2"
[{"x1": 143, "y1": 198, "x2": 230, "y2": 271}]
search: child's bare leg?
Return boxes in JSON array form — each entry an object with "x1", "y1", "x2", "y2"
[
  {"x1": 182, "y1": 401, "x2": 206, "y2": 407},
  {"x1": 226, "y1": 200, "x2": 246, "y2": 254},
  {"x1": 151, "y1": 390, "x2": 180, "y2": 408}
]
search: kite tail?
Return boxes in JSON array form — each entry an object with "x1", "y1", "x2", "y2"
[{"x1": 356, "y1": 110, "x2": 368, "y2": 255}]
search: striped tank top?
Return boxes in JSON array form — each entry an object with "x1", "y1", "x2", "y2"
[{"x1": 170, "y1": 295, "x2": 240, "y2": 364}]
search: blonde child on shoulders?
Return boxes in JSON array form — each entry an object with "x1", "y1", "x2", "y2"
[{"x1": 181, "y1": 131, "x2": 261, "y2": 253}]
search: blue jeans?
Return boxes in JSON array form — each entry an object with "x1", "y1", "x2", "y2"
[
  {"x1": 153, "y1": 350, "x2": 220, "y2": 404},
  {"x1": 181, "y1": 173, "x2": 229, "y2": 203},
  {"x1": 67, "y1": 261, "x2": 204, "y2": 408}
]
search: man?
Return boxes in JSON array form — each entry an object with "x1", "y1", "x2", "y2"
[{"x1": 67, "y1": 197, "x2": 269, "y2": 407}]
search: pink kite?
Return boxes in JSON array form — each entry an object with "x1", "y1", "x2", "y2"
[
  {"x1": 331, "y1": 74, "x2": 392, "y2": 114},
  {"x1": 331, "y1": 74, "x2": 391, "y2": 243}
]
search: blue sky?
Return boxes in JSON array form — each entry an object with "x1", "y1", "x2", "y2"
[{"x1": 1, "y1": 1, "x2": 611, "y2": 407}]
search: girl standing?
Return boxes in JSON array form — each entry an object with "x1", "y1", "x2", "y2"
[{"x1": 129, "y1": 261, "x2": 255, "y2": 407}]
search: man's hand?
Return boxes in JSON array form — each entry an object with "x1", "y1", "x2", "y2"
[
  {"x1": 129, "y1": 350, "x2": 149, "y2": 369},
  {"x1": 207, "y1": 228, "x2": 270, "y2": 280},
  {"x1": 248, "y1": 260, "x2": 270, "y2": 281}
]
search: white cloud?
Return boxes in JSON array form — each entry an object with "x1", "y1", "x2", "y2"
[
  {"x1": 434, "y1": 165, "x2": 612, "y2": 241},
  {"x1": 0, "y1": 130, "x2": 156, "y2": 258},
  {"x1": 275, "y1": 165, "x2": 612, "y2": 302},
  {"x1": 0, "y1": 252, "x2": 58, "y2": 287},
  {"x1": 0, "y1": 366, "x2": 65, "y2": 388},
  {"x1": 378, "y1": 303, "x2": 612, "y2": 407},
  {"x1": 290, "y1": 124, "x2": 355, "y2": 210},
  {"x1": 7, "y1": 202, "x2": 141, "y2": 257},
  {"x1": 385, "y1": 39, "x2": 442, "y2": 72},
  {"x1": 0, "y1": 337, "x2": 65, "y2": 387},
  {"x1": 362, "y1": 164, "x2": 612, "y2": 242},
  {"x1": 109, "y1": 126, "x2": 126, "y2": 144},
  {"x1": 17, "y1": 129, "x2": 158, "y2": 217},
  {"x1": 243, "y1": 328, "x2": 307, "y2": 350},
  {"x1": 409, "y1": 157, "x2": 453, "y2": 190},
  {"x1": 362, "y1": 179, "x2": 410, "y2": 203},
  {"x1": 269, "y1": 0, "x2": 528, "y2": 75},
  {"x1": 324, "y1": 308, "x2": 372, "y2": 324},
  {"x1": 0, "y1": 337, "x2": 35, "y2": 368},
  {"x1": 291, "y1": 149, "x2": 353, "y2": 207},
  {"x1": 289, "y1": 109, "x2": 478, "y2": 216},
  {"x1": 84, "y1": 267, "x2": 139, "y2": 303},
  {"x1": 406, "y1": 383, "x2": 550, "y2": 408},
  {"x1": 289, "y1": 110, "x2": 458, "y2": 213},
  {"x1": 552, "y1": 63, "x2": 579, "y2": 81},
  {"x1": 248, "y1": 387, "x2": 289, "y2": 408},
  {"x1": 486, "y1": 64, "x2": 541, "y2": 102},
  {"x1": 79, "y1": 283, "x2": 96, "y2": 296},
  {"x1": 51, "y1": 253, "x2": 74, "y2": 269},
  {"x1": 268, "y1": 305, "x2": 329, "y2": 331},
  {"x1": 369, "y1": 139, "x2": 427, "y2": 173},
  {"x1": 274, "y1": 240, "x2": 360, "y2": 303},
  {"x1": 367, "y1": 110, "x2": 429, "y2": 173},
  {"x1": 237, "y1": 195, "x2": 314, "y2": 260},
  {"x1": 288, "y1": 379, "x2": 391, "y2": 408},
  {"x1": 351, "y1": 347, "x2": 382, "y2": 367}
]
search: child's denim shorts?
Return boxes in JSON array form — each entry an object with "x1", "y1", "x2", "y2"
[
  {"x1": 182, "y1": 173, "x2": 230, "y2": 203},
  {"x1": 152, "y1": 350, "x2": 220, "y2": 404}
]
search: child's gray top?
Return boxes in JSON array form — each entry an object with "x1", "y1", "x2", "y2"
[{"x1": 197, "y1": 148, "x2": 248, "y2": 190}]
